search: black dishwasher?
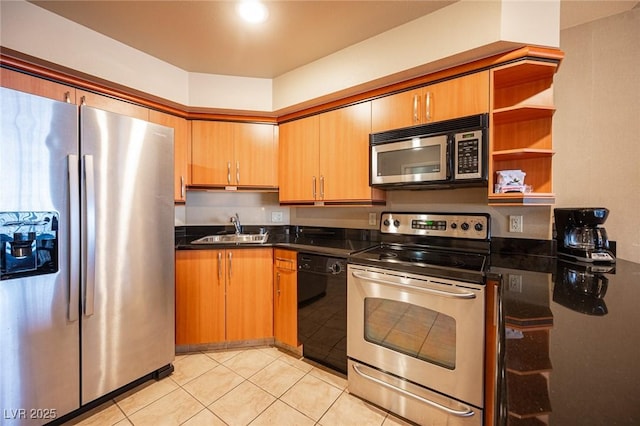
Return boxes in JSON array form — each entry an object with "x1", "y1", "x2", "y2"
[{"x1": 297, "y1": 253, "x2": 347, "y2": 374}]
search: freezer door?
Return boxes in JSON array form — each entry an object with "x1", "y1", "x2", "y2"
[
  {"x1": 79, "y1": 106, "x2": 175, "y2": 404},
  {"x1": 0, "y1": 87, "x2": 80, "y2": 424}
]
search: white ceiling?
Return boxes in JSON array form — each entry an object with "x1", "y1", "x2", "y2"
[{"x1": 30, "y1": 0, "x2": 639, "y2": 79}]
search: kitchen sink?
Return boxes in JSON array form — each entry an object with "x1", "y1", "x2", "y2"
[{"x1": 190, "y1": 233, "x2": 269, "y2": 245}]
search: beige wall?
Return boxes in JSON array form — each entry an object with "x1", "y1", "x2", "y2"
[{"x1": 554, "y1": 6, "x2": 640, "y2": 262}]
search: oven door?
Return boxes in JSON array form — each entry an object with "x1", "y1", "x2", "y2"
[
  {"x1": 347, "y1": 264, "x2": 485, "y2": 410},
  {"x1": 370, "y1": 134, "x2": 448, "y2": 185}
]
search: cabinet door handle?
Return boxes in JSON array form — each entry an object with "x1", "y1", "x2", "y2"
[
  {"x1": 425, "y1": 91, "x2": 432, "y2": 122},
  {"x1": 180, "y1": 175, "x2": 185, "y2": 199},
  {"x1": 218, "y1": 252, "x2": 222, "y2": 281},
  {"x1": 276, "y1": 272, "x2": 281, "y2": 295},
  {"x1": 228, "y1": 251, "x2": 233, "y2": 280},
  {"x1": 236, "y1": 161, "x2": 240, "y2": 184},
  {"x1": 65, "y1": 91, "x2": 72, "y2": 103},
  {"x1": 312, "y1": 176, "x2": 317, "y2": 199},
  {"x1": 320, "y1": 175, "x2": 325, "y2": 199},
  {"x1": 413, "y1": 94, "x2": 419, "y2": 123},
  {"x1": 227, "y1": 161, "x2": 231, "y2": 184}
]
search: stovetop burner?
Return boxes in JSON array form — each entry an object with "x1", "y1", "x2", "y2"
[
  {"x1": 356, "y1": 244, "x2": 487, "y2": 272},
  {"x1": 348, "y1": 212, "x2": 491, "y2": 284}
]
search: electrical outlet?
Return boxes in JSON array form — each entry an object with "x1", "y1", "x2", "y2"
[
  {"x1": 271, "y1": 211, "x2": 283, "y2": 223},
  {"x1": 509, "y1": 215, "x2": 523, "y2": 233},
  {"x1": 508, "y1": 275, "x2": 523, "y2": 292},
  {"x1": 368, "y1": 212, "x2": 377, "y2": 226}
]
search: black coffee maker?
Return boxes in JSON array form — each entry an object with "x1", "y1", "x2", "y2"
[{"x1": 553, "y1": 208, "x2": 615, "y2": 263}]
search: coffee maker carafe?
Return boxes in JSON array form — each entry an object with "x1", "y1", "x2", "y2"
[{"x1": 553, "y1": 208, "x2": 615, "y2": 263}]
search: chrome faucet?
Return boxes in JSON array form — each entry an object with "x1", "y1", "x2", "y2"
[{"x1": 230, "y1": 213, "x2": 242, "y2": 234}]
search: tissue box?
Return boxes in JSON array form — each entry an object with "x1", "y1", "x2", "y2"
[
  {"x1": 495, "y1": 170, "x2": 527, "y2": 193},
  {"x1": 496, "y1": 170, "x2": 526, "y2": 185}
]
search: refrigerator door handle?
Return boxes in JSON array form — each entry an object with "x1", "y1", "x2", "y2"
[
  {"x1": 83, "y1": 154, "x2": 96, "y2": 317},
  {"x1": 68, "y1": 154, "x2": 80, "y2": 322}
]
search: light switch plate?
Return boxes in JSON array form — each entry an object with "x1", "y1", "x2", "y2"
[
  {"x1": 368, "y1": 212, "x2": 377, "y2": 226},
  {"x1": 271, "y1": 211, "x2": 283, "y2": 223}
]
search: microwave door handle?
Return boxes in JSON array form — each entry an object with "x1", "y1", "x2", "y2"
[{"x1": 446, "y1": 138, "x2": 453, "y2": 180}]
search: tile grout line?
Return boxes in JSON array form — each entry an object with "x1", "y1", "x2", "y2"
[{"x1": 81, "y1": 347, "x2": 392, "y2": 426}]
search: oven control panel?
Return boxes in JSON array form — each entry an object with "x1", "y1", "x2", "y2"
[{"x1": 380, "y1": 212, "x2": 489, "y2": 240}]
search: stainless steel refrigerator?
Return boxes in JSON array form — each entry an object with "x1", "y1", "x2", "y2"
[{"x1": 1, "y1": 86, "x2": 175, "y2": 425}]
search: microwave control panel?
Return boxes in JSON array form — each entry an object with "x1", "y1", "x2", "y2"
[{"x1": 454, "y1": 130, "x2": 483, "y2": 180}]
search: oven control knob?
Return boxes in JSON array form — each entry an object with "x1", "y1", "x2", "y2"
[
  {"x1": 383, "y1": 219, "x2": 390, "y2": 227},
  {"x1": 393, "y1": 220, "x2": 400, "y2": 227},
  {"x1": 474, "y1": 223, "x2": 484, "y2": 232},
  {"x1": 461, "y1": 222, "x2": 470, "y2": 231},
  {"x1": 450, "y1": 222, "x2": 458, "y2": 229}
]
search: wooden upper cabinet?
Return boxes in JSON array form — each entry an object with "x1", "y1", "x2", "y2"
[
  {"x1": 191, "y1": 121, "x2": 235, "y2": 186},
  {"x1": 235, "y1": 123, "x2": 278, "y2": 187},
  {"x1": 191, "y1": 121, "x2": 277, "y2": 188},
  {"x1": 372, "y1": 71, "x2": 490, "y2": 133},
  {"x1": 319, "y1": 102, "x2": 377, "y2": 201},
  {"x1": 1, "y1": 68, "x2": 76, "y2": 103},
  {"x1": 278, "y1": 115, "x2": 320, "y2": 203},
  {"x1": 371, "y1": 88, "x2": 422, "y2": 133},
  {"x1": 149, "y1": 110, "x2": 192, "y2": 203},
  {"x1": 77, "y1": 89, "x2": 149, "y2": 121},
  {"x1": 279, "y1": 103, "x2": 383, "y2": 205}
]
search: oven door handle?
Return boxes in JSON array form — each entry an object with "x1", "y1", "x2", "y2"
[
  {"x1": 351, "y1": 271, "x2": 476, "y2": 299},
  {"x1": 351, "y1": 363, "x2": 476, "y2": 418}
]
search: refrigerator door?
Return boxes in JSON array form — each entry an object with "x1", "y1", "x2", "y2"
[
  {"x1": 79, "y1": 106, "x2": 175, "y2": 404},
  {"x1": 0, "y1": 87, "x2": 80, "y2": 424}
]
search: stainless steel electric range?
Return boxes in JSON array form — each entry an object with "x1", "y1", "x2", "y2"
[{"x1": 347, "y1": 212, "x2": 491, "y2": 426}]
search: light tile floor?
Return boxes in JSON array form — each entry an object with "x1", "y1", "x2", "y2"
[{"x1": 63, "y1": 346, "x2": 414, "y2": 426}]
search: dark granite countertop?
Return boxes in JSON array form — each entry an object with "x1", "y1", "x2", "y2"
[
  {"x1": 175, "y1": 225, "x2": 378, "y2": 258},
  {"x1": 491, "y1": 255, "x2": 640, "y2": 425}
]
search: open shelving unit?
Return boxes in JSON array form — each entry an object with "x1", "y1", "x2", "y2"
[{"x1": 489, "y1": 60, "x2": 560, "y2": 205}]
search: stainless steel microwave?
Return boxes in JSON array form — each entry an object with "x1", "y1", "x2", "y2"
[{"x1": 370, "y1": 114, "x2": 488, "y2": 189}]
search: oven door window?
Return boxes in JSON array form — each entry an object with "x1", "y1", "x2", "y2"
[{"x1": 364, "y1": 297, "x2": 456, "y2": 370}]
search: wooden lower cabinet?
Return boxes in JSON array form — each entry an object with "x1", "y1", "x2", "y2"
[
  {"x1": 273, "y1": 249, "x2": 298, "y2": 348},
  {"x1": 175, "y1": 248, "x2": 273, "y2": 346},
  {"x1": 175, "y1": 250, "x2": 225, "y2": 345},
  {"x1": 226, "y1": 248, "x2": 274, "y2": 341}
]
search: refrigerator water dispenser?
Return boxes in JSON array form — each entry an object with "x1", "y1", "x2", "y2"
[{"x1": 1, "y1": 211, "x2": 59, "y2": 280}]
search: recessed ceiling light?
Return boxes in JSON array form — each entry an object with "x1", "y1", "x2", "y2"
[{"x1": 237, "y1": 0, "x2": 269, "y2": 24}]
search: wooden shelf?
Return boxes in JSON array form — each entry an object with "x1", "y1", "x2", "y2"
[
  {"x1": 492, "y1": 105, "x2": 555, "y2": 124},
  {"x1": 493, "y1": 60, "x2": 557, "y2": 88},
  {"x1": 488, "y1": 193, "x2": 556, "y2": 206},
  {"x1": 488, "y1": 57, "x2": 561, "y2": 205},
  {"x1": 492, "y1": 149, "x2": 555, "y2": 161}
]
